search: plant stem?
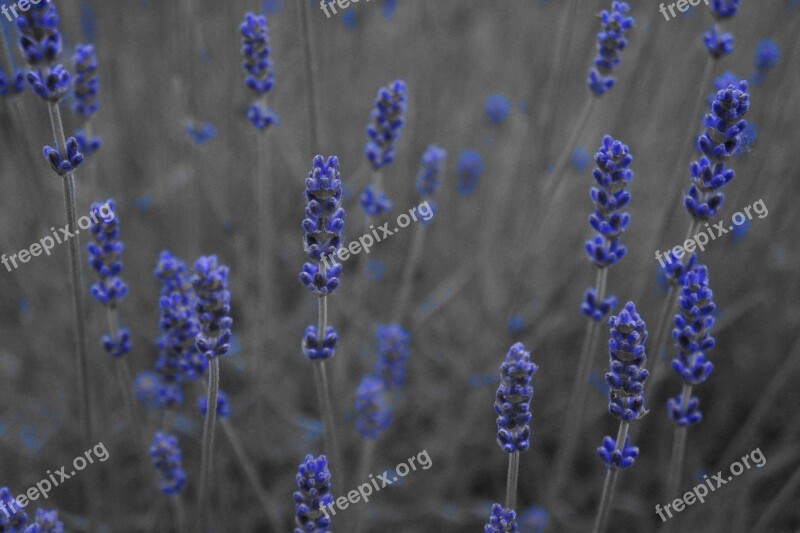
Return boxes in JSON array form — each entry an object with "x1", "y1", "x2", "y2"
[
  {"x1": 542, "y1": 98, "x2": 595, "y2": 198},
  {"x1": 47, "y1": 102, "x2": 93, "y2": 445},
  {"x1": 198, "y1": 356, "x2": 220, "y2": 527},
  {"x1": 354, "y1": 439, "x2": 376, "y2": 533},
  {"x1": 394, "y1": 221, "x2": 426, "y2": 321},
  {"x1": 313, "y1": 293, "x2": 342, "y2": 495},
  {"x1": 105, "y1": 307, "x2": 139, "y2": 436},
  {"x1": 592, "y1": 421, "x2": 628, "y2": 533},
  {"x1": 550, "y1": 266, "x2": 607, "y2": 499},
  {"x1": 221, "y1": 419, "x2": 283, "y2": 531},
  {"x1": 505, "y1": 450, "x2": 520, "y2": 511},
  {"x1": 298, "y1": 0, "x2": 322, "y2": 154},
  {"x1": 665, "y1": 385, "x2": 692, "y2": 505}
]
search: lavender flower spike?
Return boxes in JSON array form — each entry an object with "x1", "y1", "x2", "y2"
[
  {"x1": 299, "y1": 155, "x2": 345, "y2": 296},
  {"x1": 354, "y1": 376, "x2": 391, "y2": 440},
  {"x1": 150, "y1": 431, "x2": 187, "y2": 495},
  {"x1": 494, "y1": 342, "x2": 538, "y2": 454},
  {"x1": 192, "y1": 255, "x2": 233, "y2": 359},
  {"x1": 485, "y1": 503, "x2": 518, "y2": 533},
  {"x1": 365, "y1": 80, "x2": 407, "y2": 171},
  {"x1": 685, "y1": 81, "x2": 749, "y2": 220},
  {"x1": 292, "y1": 454, "x2": 333, "y2": 532},
  {"x1": 587, "y1": 1, "x2": 634, "y2": 96},
  {"x1": 241, "y1": 12, "x2": 276, "y2": 129}
]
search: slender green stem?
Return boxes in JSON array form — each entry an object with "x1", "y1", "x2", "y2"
[
  {"x1": 549, "y1": 267, "x2": 607, "y2": 499},
  {"x1": 505, "y1": 450, "x2": 520, "y2": 511},
  {"x1": 592, "y1": 421, "x2": 628, "y2": 533},
  {"x1": 198, "y1": 356, "x2": 220, "y2": 527},
  {"x1": 221, "y1": 419, "x2": 283, "y2": 531},
  {"x1": 47, "y1": 102, "x2": 93, "y2": 445}
]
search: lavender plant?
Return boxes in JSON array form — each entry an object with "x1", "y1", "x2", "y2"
[
  {"x1": 154, "y1": 251, "x2": 204, "y2": 409},
  {"x1": 650, "y1": 81, "x2": 749, "y2": 398},
  {"x1": 191, "y1": 255, "x2": 233, "y2": 521},
  {"x1": 241, "y1": 12, "x2": 276, "y2": 130},
  {"x1": 665, "y1": 264, "x2": 716, "y2": 499},
  {"x1": 544, "y1": 1, "x2": 634, "y2": 196},
  {"x1": 374, "y1": 324, "x2": 411, "y2": 391},
  {"x1": 150, "y1": 431, "x2": 187, "y2": 495},
  {"x1": 292, "y1": 454, "x2": 333, "y2": 533},
  {"x1": 485, "y1": 503, "x2": 518, "y2": 532},
  {"x1": 395, "y1": 144, "x2": 447, "y2": 318},
  {"x1": 553, "y1": 135, "x2": 633, "y2": 497},
  {"x1": 299, "y1": 155, "x2": 345, "y2": 488},
  {"x1": 360, "y1": 80, "x2": 407, "y2": 216},
  {"x1": 86, "y1": 199, "x2": 138, "y2": 435},
  {"x1": 592, "y1": 302, "x2": 649, "y2": 533},
  {"x1": 494, "y1": 342, "x2": 538, "y2": 510},
  {"x1": 456, "y1": 149, "x2": 483, "y2": 196},
  {"x1": 0, "y1": 486, "x2": 27, "y2": 530},
  {"x1": 71, "y1": 44, "x2": 101, "y2": 158},
  {"x1": 18, "y1": 0, "x2": 93, "y2": 447}
]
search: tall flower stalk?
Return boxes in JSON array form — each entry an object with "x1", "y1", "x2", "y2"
[
  {"x1": 359, "y1": 79, "x2": 407, "y2": 220},
  {"x1": 71, "y1": 43, "x2": 101, "y2": 160},
  {"x1": 240, "y1": 11, "x2": 277, "y2": 387},
  {"x1": 395, "y1": 145, "x2": 446, "y2": 320},
  {"x1": 664, "y1": 265, "x2": 716, "y2": 503},
  {"x1": 542, "y1": 1, "x2": 634, "y2": 197},
  {"x1": 552, "y1": 135, "x2": 633, "y2": 497},
  {"x1": 592, "y1": 302, "x2": 649, "y2": 533},
  {"x1": 650, "y1": 81, "x2": 749, "y2": 382},
  {"x1": 191, "y1": 255, "x2": 233, "y2": 525},
  {"x1": 353, "y1": 375, "x2": 391, "y2": 533},
  {"x1": 86, "y1": 200, "x2": 137, "y2": 435},
  {"x1": 18, "y1": 0, "x2": 92, "y2": 446},
  {"x1": 299, "y1": 155, "x2": 345, "y2": 492},
  {"x1": 494, "y1": 342, "x2": 538, "y2": 511}
]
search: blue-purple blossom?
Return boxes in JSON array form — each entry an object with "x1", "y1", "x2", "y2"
[
  {"x1": 87, "y1": 200, "x2": 126, "y2": 307},
  {"x1": 241, "y1": 12, "x2": 276, "y2": 129},
  {"x1": 584, "y1": 135, "x2": 633, "y2": 268},
  {"x1": 0, "y1": 68, "x2": 26, "y2": 97},
  {"x1": 597, "y1": 434, "x2": 639, "y2": 470},
  {"x1": 191, "y1": 255, "x2": 233, "y2": 359},
  {"x1": 484, "y1": 94, "x2": 511, "y2": 125},
  {"x1": 359, "y1": 184, "x2": 392, "y2": 216},
  {"x1": 0, "y1": 487, "x2": 28, "y2": 530},
  {"x1": 354, "y1": 376, "x2": 391, "y2": 439},
  {"x1": 150, "y1": 431, "x2": 187, "y2": 495},
  {"x1": 365, "y1": 80, "x2": 407, "y2": 170},
  {"x1": 685, "y1": 81, "x2": 749, "y2": 220},
  {"x1": 416, "y1": 144, "x2": 447, "y2": 197},
  {"x1": 374, "y1": 324, "x2": 411, "y2": 390},
  {"x1": 703, "y1": 25, "x2": 734, "y2": 59},
  {"x1": 302, "y1": 325, "x2": 338, "y2": 360},
  {"x1": 456, "y1": 149, "x2": 483, "y2": 196},
  {"x1": 197, "y1": 390, "x2": 231, "y2": 419},
  {"x1": 42, "y1": 136, "x2": 84, "y2": 176},
  {"x1": 299, "y1": 156, "x2": 345, "y2": 296},
  {"x1": 605, "y1": 302, "x2": 649, "y2": 422},
  {"x1": 485, "y1": 503, "x2": 518, "y2": 533},
  {"x1": 292, "y1": 454, "x2": 333, "y2": 532},
  {"x1": 494, "y1": 342, "x2": 538, "y2": 453},
  {"x1": 72, "y1": 44, "x2": 98, "y2": 117},
  {"x1": 587, "y1": 1, "x2": 634, "y2": 95}
]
